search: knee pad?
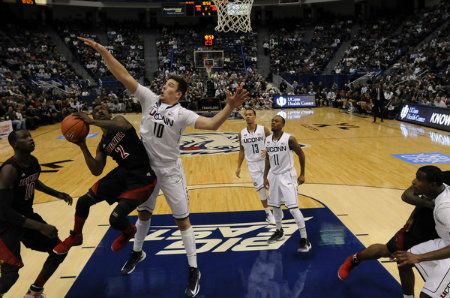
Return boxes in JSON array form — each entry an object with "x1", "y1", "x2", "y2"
[
  {"x1": 109, "y1": 202, "x2": 133, "y2": 231},
  {"x1": 75, "y1": 193, "x2": 98, "y2": 218},
  {"x1": 0, "y1": 264, "x2": 20, "y2": 294}
]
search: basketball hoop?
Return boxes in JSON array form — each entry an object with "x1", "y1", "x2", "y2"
[{"x1": 213, "y1": 0, "x2": 253, "y2": 33}]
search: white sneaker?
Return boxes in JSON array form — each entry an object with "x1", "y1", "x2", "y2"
[{"x1": 265, "y1": 212, "x2": 276, "y2": 225}]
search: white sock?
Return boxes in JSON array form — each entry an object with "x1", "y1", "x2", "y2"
[
  {"x1": 258, "y1": 188, "x2": 267, "y2": 201},
  {"x1": 273, "y1": 207, "x2": 283, "y2": 230},
  {"x1": 181, "y1": 227, "x2": 197, "y2": 268},
  {"x1": 133, "y1": 218, "x2": 151, "y2": 252},
  {"x1": 264, "y1": 207, "x2": 272, "y2": 215},
  {"x1": 289, "y1": 208, "x2": 307, "y2": 238},
  {"x1": 403, "y1": 295, "x2": 414, "y2": 298}
]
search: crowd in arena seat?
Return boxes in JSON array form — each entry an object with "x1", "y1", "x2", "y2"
[
  {"x1": 56, "y1": 20, "x2": 106, "y2": 80},
  {"x1": 157, "y1": 26, "x2": 258, "y2": 74},
  {"x1": 2, "y1": 2, "x2": 449, "y2": 134},
  {"x1": 335, "y1": 2, "x2": 450, "y2": 74},
  {"x1": 0, "y1": 22, "x2": 88, "y2": 130},
  {"x1": 105, "y1": 21, "x2": 145, "y2": 81},
  {"x1": 154, "y1": 25, "x2": 270, "y2": 110},
  {"x1": 268, "y1": 19, "x2": 352, "y2": 74}
]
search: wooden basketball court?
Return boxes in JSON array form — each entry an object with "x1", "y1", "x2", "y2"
[{"x1": 1, "y1": 107, "x2": 448, "y2": 297}]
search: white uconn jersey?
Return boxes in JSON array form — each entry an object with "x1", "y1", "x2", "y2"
[
  {"x1": 241, "y1": 125, "x2": 266, "y2": 163},
  {"x1": 265, "y1": 132, "x2": 296, "y2": 175},
  {"x1": 133, "y1": 84, "x2": 199, "y2": 166},
  {"x1": 434, "y1": 184, "x2": 450, "y2": 245}
]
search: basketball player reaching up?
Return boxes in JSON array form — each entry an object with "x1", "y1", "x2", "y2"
[
  {"x1": 78, "y1": 37, "x2": 249, "y2": 297},
  {"x1": 0, "y1": 130, "x2": 72, "y2": 298},
  {"x1": 53, "y1": 104, "x2": 157, "y2": 256},
  {"x1": 263, "y1": 115, "x2": 311, "y2": 253},
  {"x1": 236, "y1": 108, "x2": 275, "y2": 225}
]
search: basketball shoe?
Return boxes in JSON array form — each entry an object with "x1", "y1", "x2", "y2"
[
  {"x1": 24, "y1": 286, "x2": 46, "y2": 298},
  {"x1": 298, "y1": 238, "x2": 312, "y2": 252},
  {"x1": 121, "y1": 251, "x2": 146, "y2": 275},
  {"x1": 338, "y1": 255, "x2": 359, "y2": 280},
  {"x1": 185, "y1": 267, "x2": 201, "y2": 297},
  {"x1": 53, "y1": 231, "x2": 82, "y2": 255},
  {"x1": 111, "y1": 224, "x2": 136, "y2": 252},
  {"x1": 268, "y1": 228, "x2": 284, "y2": 243}
]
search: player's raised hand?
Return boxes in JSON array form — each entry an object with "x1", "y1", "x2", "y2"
[
  {"x1": 226, "y1": 84, "x2": 250, "y2": 109},
  {"x1": 78, "y1": 37, "x2": 107, "y2": 53},
  {"x1": 73, "y1": 112, "x2": 94, "y2": 125},
  {"x1": 392, "y1": 251, "x2": 420, "y2": 267},
  {"x1": 235, "y1": 167, "x2": 241, "y2": 178},
  {"x1": 39, "y1": 224, "x2": 58, "y2": 239}
]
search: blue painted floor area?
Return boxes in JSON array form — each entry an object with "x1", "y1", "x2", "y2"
[{"x1": 67, "y1": 209, "x2": 402, "y2": 298}]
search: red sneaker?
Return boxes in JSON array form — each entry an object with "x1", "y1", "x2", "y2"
[
  {"x1": 24, "y1": 290, "x2": 46, "y2": 298},
  {"x1": 338, "y1": 255, "x2": 357, "y2": 280},
  {"x1": 53, "y1": 231, "x2": 83, "y2": 255},
  {"x1": 111, "y1": 225, "x2": 136, "y2": 252}
]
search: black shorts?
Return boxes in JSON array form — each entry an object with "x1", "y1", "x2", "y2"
[
  {"x1": 386, "y1": 207, "x2": 438, "y2": 253},
  {"x1": 90, "y1": 167, "x2": 157, "y2": 204},
  {"x1": 0, "y1": 213, "x2": 59, "y2": 268}
]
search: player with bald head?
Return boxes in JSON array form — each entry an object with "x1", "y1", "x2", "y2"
[
  {"x1": 263, "y1": 115, "x2": 311, "y2": 253},
  {"x1": 0, "y1": 130, "x2": 72, "y2": 298}
]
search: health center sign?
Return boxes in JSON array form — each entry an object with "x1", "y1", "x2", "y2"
[{"x1": 398, "y1": 104, "x2": 450, "y2": 132}]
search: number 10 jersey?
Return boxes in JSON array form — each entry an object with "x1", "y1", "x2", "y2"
[{"x1": 134, "y1": 84, "x2": 199, "y2": 167}]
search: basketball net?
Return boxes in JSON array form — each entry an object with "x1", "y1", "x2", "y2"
[{"x1": 213, "y1": 0, "x2": 253, "y2": 33}]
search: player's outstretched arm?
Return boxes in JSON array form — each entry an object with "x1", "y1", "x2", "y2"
[
  {"x1": 78, "y1": 37, "x2": 138, "y2": 93},
  {"x1": 74, "y1": 112, "x2": 132, "y2": 131},
  {"x1": 289, "y1": 136, "x2": 305, "y2": 185},
  {"x1": 36, "y1": 180, "x2": 73, "y2": 206},
  {"x1": 195, "y1": 85, "x2": 249, "y2": 130}
]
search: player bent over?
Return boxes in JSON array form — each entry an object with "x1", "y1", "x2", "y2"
[{"x1": 53, "y1": 104, "x2": 157, "y2": 255}]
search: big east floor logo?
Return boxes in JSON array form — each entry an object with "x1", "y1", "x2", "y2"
[
  {"x1": 180, "y1": 132, "x2": 239, "y2": 155},
  {"x1": 134, "y1": 218, "x2": 312, "y2": 255}
]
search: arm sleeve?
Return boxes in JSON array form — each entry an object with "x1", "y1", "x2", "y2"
[
  {"x1": 132, "y1": 84, "x2": 159, "y2": 113},
  {"x1": 181, "y1": 108, "x2": 200, "y2": 128},
  {"x1": 0, "y1": 189, "x2": 26, "y2": 227}
]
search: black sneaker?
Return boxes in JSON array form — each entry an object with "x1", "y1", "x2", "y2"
[
  {"x1": 268, "y1": 228, "x2": 284, "y2": 243},
  {"x1": 185, "y1": 266, "x2": 201, "y2": 297},
  {"x1": 121, "y1": 251, "x2": 146, "y2": 275},
  {"x1": 298, "y1": 238, "x2": 312, "y2": 253}
]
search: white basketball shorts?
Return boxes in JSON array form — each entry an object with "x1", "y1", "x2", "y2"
[
  {"x1": 267, "y1": 171, "x2": 299, "y2": 209},
  {"x1": 409, "y1": 238, "x2": 450, "y2": 298},
  {"x1": 248, "y1": 160, "x2": 265, "y2": 191},
  {"x1": 137, "y1": 159, "x2": 189, "y2": 219}
]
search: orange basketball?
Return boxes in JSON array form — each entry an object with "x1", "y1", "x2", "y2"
[{"x1": 61, "y1": 114, "x2": 89, "y2": 143}]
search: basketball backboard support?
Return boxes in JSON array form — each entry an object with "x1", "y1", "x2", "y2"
[{"x1": 194, "y1": 50, "x2": 224, "y2": 68}]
